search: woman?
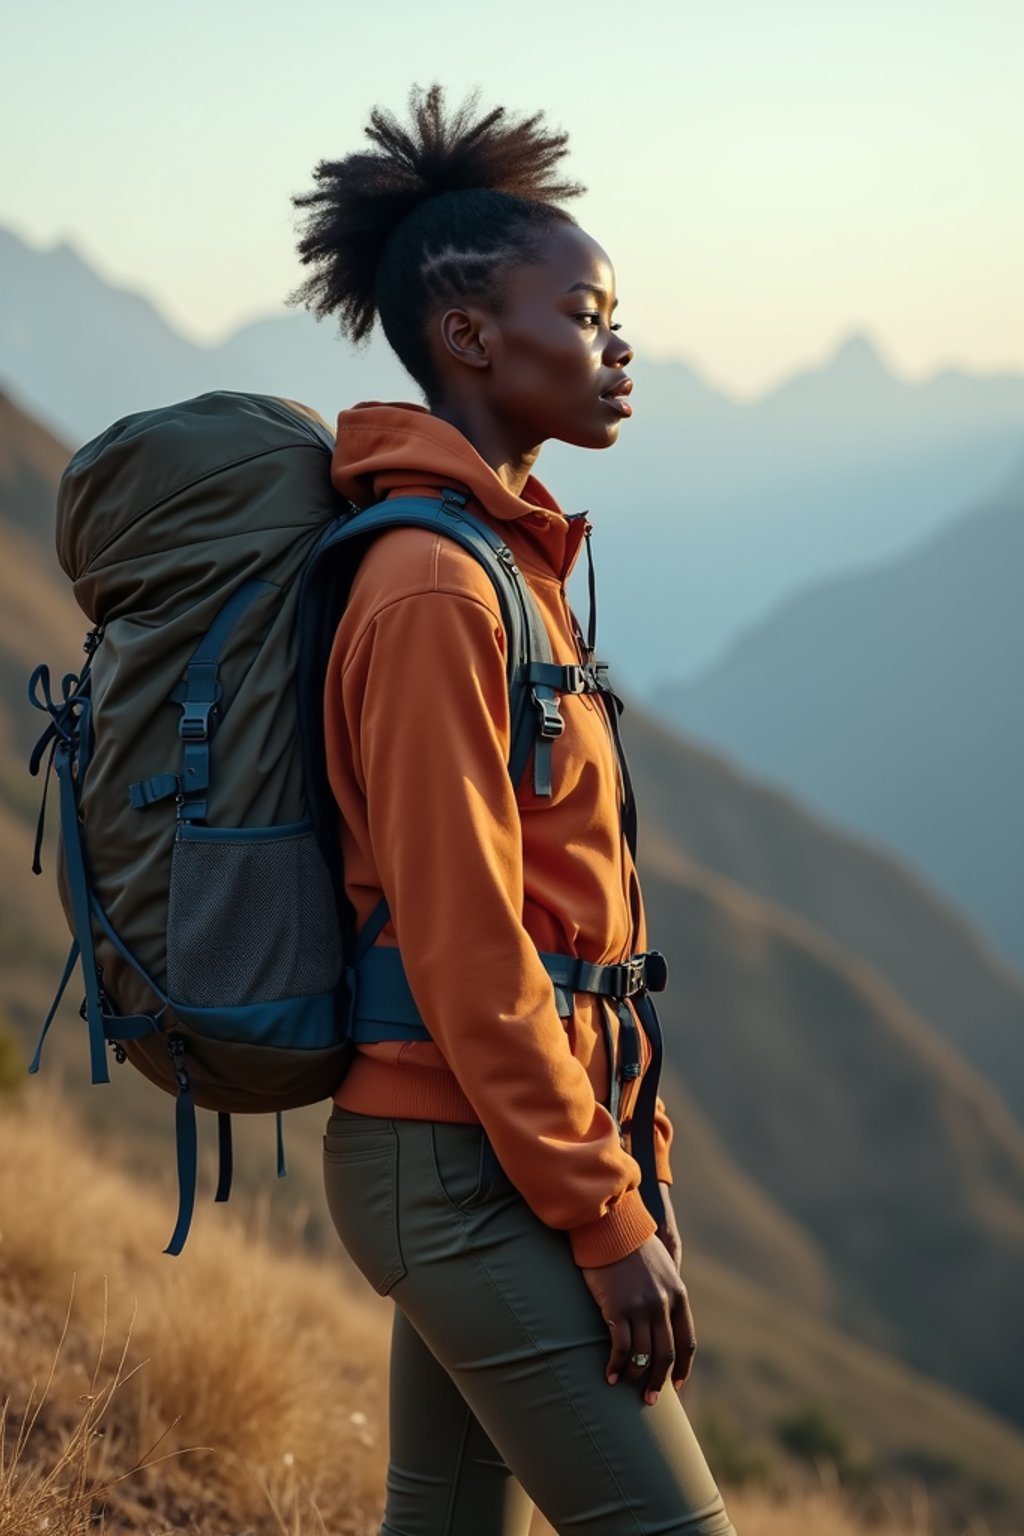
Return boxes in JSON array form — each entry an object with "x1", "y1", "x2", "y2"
[{"x1": 291, "y1": 86, "x2": 737, "y2": 1536}]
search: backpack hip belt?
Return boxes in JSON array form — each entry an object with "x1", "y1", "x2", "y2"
[{"x1": 346, "y1": 940, "x2": 669, "y2": 1222}]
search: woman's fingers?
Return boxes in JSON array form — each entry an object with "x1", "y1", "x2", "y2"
[
  {"x1": 584, "y1": 1238, "x2": 695, "y2": 1401},
  {"x1": 642, "y1": 1301, "x2": 678, "y2": 1404},
  {"x1": 624, "y1": 1315, "x2": 656, "y2": 1400},
  {"x1": 671, "y1": 1283, "x2": 698, "y2": 1389},
  {"x1": 604, "y1": 1314, "x2": 631, "y2": 1384}
]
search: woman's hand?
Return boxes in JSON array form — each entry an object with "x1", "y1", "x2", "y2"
[
  {"x1": 581, "y1": 1233, "x2": 697, "y2": 1404},
  {"x1": 656, "y1": 1181, "x2": 683, "y2": 1274}
]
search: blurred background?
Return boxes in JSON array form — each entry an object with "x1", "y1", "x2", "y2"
[{"x1": 1, "y1": 2, "x2": 1021, "y2": 1533}]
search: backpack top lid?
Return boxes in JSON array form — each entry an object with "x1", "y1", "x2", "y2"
[{"x1": 56, "y1": 391, "x2": 340, "y2": 625}]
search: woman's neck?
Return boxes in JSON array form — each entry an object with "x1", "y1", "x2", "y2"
[{"x1": 429, "y1": 400, "x2": 542, "y2": 499}]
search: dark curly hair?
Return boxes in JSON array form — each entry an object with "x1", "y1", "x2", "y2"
[{"x1": 289, "y1": 84, "x2": 585, "y2": 399}]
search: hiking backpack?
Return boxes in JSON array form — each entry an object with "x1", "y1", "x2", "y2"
[{"x1": 27, "y1": 390, "x2": 665, "y2": 1254}]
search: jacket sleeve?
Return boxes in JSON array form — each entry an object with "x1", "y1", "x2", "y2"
[{"x1": 338, "y1": 583, "x2": 657, "y2": 1268}]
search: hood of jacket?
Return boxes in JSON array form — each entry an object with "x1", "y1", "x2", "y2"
[{"x1": 330, "y1": 401, "x2": 589, "y2": 583}]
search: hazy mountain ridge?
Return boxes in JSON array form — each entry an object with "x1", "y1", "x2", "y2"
[
  {"x1": 625, "y1": 708, "x2": 1024, "y2": 1124},
  {"x1": 2, "y1": 393, "x2": 1022, "y2": 1437},
  {"x1": 4, "y1": 223, "x2": 1024, "y2": 694},
  {"x1": 658, "y1": 458, "x2": 1024, "y2": 972}
]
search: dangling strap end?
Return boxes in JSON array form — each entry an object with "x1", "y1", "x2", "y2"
[
  {"x1": 533, "y1": 738, "x2": 554, "y2": 798},
  {"x1": 86, "y1": 1017, "x2": 111, "y2": 1086},
  {"x1": 164, "y1": 1038, "x2": 197, "y2": 1256},
  {"x1": 276, "y1": 1111, "x2": 287, "y2": 1179},
  {"x1": 214, "y1": 1112, "x2": 233, "y2": 1203},
  {"x1": 28, "y1": 938, "x2": 81, "y2": 1075}
]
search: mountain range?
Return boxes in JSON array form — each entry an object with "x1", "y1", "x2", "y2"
[
  {"x1": 1, "y1": 389, "x2": 1022, "y2": 1525},
  {"x1": 4, "y1": 223, "x2": 1023, "y2": 694},
  {"x1": 660, "y1": 456, "x2": 1024, "y2": 972}
]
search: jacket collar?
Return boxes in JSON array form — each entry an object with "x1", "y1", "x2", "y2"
[{"x1": 331, "y1": 401, "x2": 589, "y2": 582}]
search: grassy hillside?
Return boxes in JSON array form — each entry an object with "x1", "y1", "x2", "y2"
[
  {"x1": 2, "y1": 1098, "x2": 1022, "y2": 1536},
  {"x1": 638, "y1": 841, "x2": 1024, "y2": 1422},
  {"x1": 0, "y1": 384, "x2": 69, "y2": 537}
]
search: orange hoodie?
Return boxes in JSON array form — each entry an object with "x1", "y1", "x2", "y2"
[{"x1": 324, "y1": 402, "x2": 673, "y2": 1268}]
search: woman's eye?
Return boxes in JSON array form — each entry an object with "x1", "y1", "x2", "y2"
[{"x1": 575, "y1": 312, "x2": 622, "y2": 331}]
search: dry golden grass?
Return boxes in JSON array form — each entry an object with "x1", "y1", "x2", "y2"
[
  {"x1": 0, "y1": 1279, "x2": 196, "y2": 1536},
  {"x1": 531, "y1": 1465, "x2": 992, "y2": 1536},
  {"x1": 0, "y1": 1091, "x2": 985, "y2": 1536},
  {"x1": 0, "y1": 1090, "x2": 391, "y2": 1533}
]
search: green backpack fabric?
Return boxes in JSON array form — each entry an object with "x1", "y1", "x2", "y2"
[{"x1": 27, "y1": 391, "x2": 668, "y2": 1253}]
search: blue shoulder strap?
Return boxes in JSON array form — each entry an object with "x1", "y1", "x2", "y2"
[
  {"x1": 314, "y1": 487, "x2": 546, "y2": 761},
  {"x1": 295, "y1": 487, "x2": 566, "y2": 955}
]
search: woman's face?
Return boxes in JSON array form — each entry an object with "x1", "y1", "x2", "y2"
[{"x1": 439, "y1": 221, "x2": 635, "y2": 452}]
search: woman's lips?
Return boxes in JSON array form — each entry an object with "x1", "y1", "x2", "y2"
[{"x1": 600, "y1": 376, "x2": 634, "y2": 417}]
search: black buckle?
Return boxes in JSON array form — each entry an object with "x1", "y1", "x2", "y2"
[
  {"x1": 645, "y1": 950, "x2": 669, "y2": 992},
  {"x1": 610, "y1": 955, "x2": 647, "y2": 998},
  {"x1": 534, "y1": 693, "x2": 565, "y2": 740},
  {"x1": 608, "y1": 951, "x2": 669, "y2": 999},
  {"x1": 560, "y1": 666, "x2": 587, "y2": 695}
]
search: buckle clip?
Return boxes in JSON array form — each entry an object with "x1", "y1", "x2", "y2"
[
  {"x1": 179, "y1": 704, "x2": 214, "y2": 742},
  {"x1": 610, "y1": 955, "x2": 647, "y2": 998},
  {"x1": 608, "y1": 952, "x2": 668, "y2": 999},
  {"x1": 534, "y1": 692, "x2": 565, "y2": 740}
]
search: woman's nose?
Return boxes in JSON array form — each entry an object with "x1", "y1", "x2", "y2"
[{"x1": 606, "y1": 332, "x2": 633, "y2": 367}]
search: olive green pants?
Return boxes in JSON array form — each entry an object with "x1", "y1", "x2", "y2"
[{"x1": 323, "y1": 1107, "x2": 736, "y2": 1536}]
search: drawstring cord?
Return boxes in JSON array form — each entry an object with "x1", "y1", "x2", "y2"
[{"x1": 583, "y1": 523, "x2": 598, "y2": 664}]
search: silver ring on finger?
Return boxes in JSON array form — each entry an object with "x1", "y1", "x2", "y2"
[{"x1": 629, "y1": 1351, "x2": 651, "y2": 1368}]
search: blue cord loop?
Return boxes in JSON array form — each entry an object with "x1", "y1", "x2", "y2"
[{"x1": 27, "y1": 660, "x2": 96, "y2": 872}]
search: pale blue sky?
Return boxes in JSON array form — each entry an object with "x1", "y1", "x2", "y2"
[{"x1": 2, "y1": 0, "x2": 1021, "y2": 397}]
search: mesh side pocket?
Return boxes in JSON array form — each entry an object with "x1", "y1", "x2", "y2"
[{"x1": 167, "y1": 824, "x2": 343, "y2": 1008}]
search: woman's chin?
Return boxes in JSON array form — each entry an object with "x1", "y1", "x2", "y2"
[{"x1": 558, "y1": 420, "x2": 623, "y2": 451}]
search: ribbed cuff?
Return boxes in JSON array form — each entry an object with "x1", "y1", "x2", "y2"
[{"x1": 568, "y1": 1188, "x2": 657, "y2": 1268}]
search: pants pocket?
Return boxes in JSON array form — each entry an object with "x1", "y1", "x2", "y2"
[
  {"x1": 429, "y1": 1122, "x2": 511, "y2": 1215},
  {"x1": 323, "y1": 1116, "x2": 406, "y2": 1295}
]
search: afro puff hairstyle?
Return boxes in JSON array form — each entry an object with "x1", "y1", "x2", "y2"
[{"x1": 289, "y1": 84, "x2": 585, "y2": 399}]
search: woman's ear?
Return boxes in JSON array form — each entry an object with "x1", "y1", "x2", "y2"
[{"x1": 439, "y1": 305, "x2": 492, "y2": 371}]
